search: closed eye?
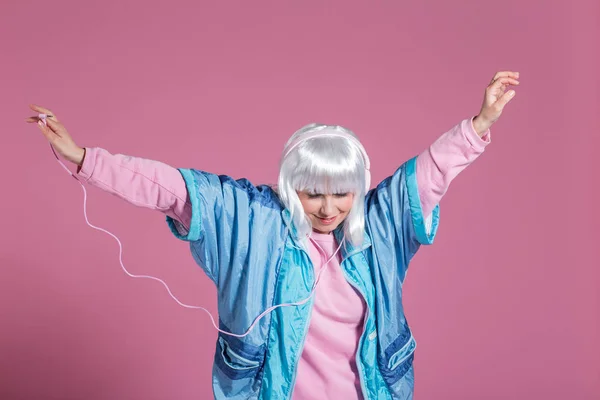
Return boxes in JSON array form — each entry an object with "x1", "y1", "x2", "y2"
[{"x1": 306, "y1": 192, "x2": 349, "y2": 199}]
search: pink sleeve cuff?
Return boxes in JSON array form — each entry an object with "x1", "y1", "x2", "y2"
[
  {"x1": 77, "y1": 147, "x2": 97, "y2": 182},
  {"x1": 466, "y1": 117, "x2": 491, "y2": 150}
]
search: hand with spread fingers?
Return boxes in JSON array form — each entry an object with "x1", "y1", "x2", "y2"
[
  {"x1": 25, "y1": 104, "x2": 86, "y2": 166},
  {"x1": 472, "y1": 71, "x2": 520, "y2": 136}
]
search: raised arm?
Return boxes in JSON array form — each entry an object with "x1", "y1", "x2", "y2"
[
  {"x1": 77, "y1": 147, "x2": 192, "y2": 229},
  {"x1": 416, "y1": 117, "x2": 490, "y2": 218},
  {"x1": 417, "y1": 70, "x2": 520, "y2": 217},
  {"x1": 365, "y1": 70, "x2": 520, "y2": 279},
  {"x1": 26, "y1": 104, "x2": 191, "y2": 229}
]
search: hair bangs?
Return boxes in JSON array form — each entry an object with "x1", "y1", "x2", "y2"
[{"x1": 289, "y1": 136, "x2": 364, "y2": 195}]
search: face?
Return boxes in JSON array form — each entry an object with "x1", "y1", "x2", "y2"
[{"x1": 296, "y1": 191, "x2": 354, "y2": 234}]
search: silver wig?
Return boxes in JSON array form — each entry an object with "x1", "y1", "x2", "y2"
[{"x1": 276, "y1": 123, "x2": 368, "y2": 247}]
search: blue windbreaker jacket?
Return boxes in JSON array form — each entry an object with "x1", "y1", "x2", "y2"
[{"x1": 166, "y1": 156, "x2": 440, "y2": 399}]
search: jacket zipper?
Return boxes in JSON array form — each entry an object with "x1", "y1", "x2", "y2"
[
  {"x1": 339, "y1": 260, "x2": 371, "y2": 400},
  {"x1": 287, "y1": 246, "x2": 316, "y2": 400}
]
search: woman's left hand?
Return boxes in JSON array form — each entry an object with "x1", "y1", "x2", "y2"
[{"x1": 472, "y1": 71, "x2": 520, "y2": 136}]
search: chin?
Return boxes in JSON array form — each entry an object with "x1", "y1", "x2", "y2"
[
  {"x1": 313, "y1": 223, "x2": 341, "y2": 234},
  {"x1": 317, "y1": 227, "x2": 334, "y2": 233}
]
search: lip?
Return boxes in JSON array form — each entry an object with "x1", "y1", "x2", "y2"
[{"x1": 317, "y1": 216, "x2": 337, "y2": 225}]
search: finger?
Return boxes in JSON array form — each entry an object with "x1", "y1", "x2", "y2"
[
  {"x1": 36, "y1": 120, "x2": 57, "y2": 143},
  {"x1": 25, "y1": 114, "x2": 56, "y2": 123},
  {"x1": 489, "y1": 77, "x2": 520, "y2": 89},
  {"x1": 29, "y1": 104, "x2": 53, "y2": 114},
  {"x1": 29, "y1": 104, "x2": 59, "y2": 121},
  {"x1": 495, "y1": 90, "x2": 516, "y2": 109},
  {"x1": 492, "y1": 71, "x2": 520, "y2": 81},
  {"x1": 44, "y1": 116, "x2": 65, "y2": 135},
  {"x1": 492, "y1": 71, "x2": 520, "y2": 80}
]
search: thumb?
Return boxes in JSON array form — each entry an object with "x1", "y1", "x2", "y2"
[
  {"x1": 44, "y1": 117, "x2": 66, "y2": 136},
  {"x1": 37, "y1": 119, "x2": 57, "y2": 143},
  {"x1": 495, "y1": 90, "x2": 516, "y2": 109}
]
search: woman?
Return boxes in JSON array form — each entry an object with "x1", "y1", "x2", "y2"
[{"x1": 27, "y1": 70, "x2": 519, "y2": 399}]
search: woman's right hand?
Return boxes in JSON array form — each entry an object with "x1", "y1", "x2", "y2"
[{"x1": 25, "y1": 104, "x2": 86, "y2": 166}]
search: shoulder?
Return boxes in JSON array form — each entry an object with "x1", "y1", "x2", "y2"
[{"x1": 186, "y1": 169, "x2": 284, "y2": 211}]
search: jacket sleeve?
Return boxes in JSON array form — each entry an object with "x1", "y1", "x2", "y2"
[
  {"x1": 365, "y1": 118, "x2": 490, "y2": 278},
  {"x1": 166, "y1": 169, "x2": 284, "y2": 286},
  {"x1": 366, "y1": 156, "x2": 437, "y2": 276}
]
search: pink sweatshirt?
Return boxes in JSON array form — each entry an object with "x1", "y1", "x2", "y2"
[{"x1": 75, "y1": 117, "x2": 490, "y2": 399}]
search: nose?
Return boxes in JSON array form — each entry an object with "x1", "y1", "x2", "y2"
[{"x1": 320, "y1": 196, "x2": 336, "y2": 216}]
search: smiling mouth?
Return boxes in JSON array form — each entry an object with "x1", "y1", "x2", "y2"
[{"x1": 317, "y1": 216, "x2": 337, "y2": 224}]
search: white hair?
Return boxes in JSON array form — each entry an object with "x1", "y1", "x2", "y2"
[{"x1": 276, "y1": 123, "x2": 367, "y2": 247}]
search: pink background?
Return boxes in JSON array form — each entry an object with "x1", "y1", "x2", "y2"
[{"x1": 1, "y1": 0, "x2": 598, "y2": 399}]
